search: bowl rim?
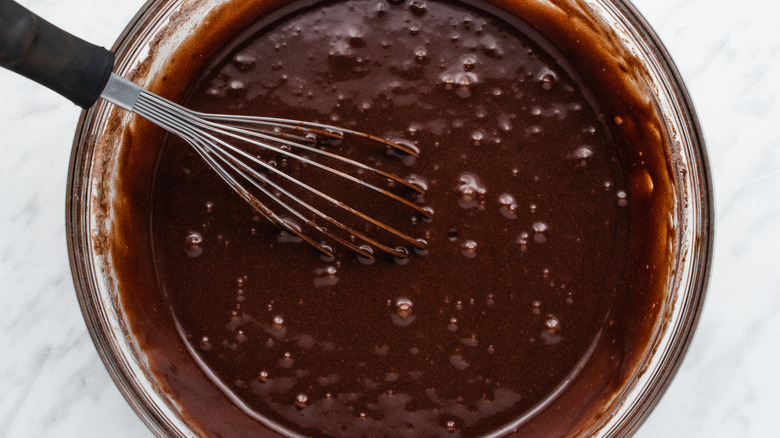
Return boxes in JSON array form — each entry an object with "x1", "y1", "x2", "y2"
[{"x1": 65, "y1": 0, "x2": 714, "y2": 436}]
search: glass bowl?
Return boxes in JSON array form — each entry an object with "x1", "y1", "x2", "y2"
[{"x1": 67, "y1": 0, "x2": 712, "y2": 436}]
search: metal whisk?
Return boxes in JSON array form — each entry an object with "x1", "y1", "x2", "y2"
[{"x1": 0, "y1": 0, "x2": 429, "y2": 258}]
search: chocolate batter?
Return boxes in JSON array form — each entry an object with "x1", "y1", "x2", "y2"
[{"x1": 115, "y1": 0, "x2": 670, "y2": 436}]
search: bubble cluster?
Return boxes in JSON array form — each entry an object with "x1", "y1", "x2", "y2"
[
  {"x1": 532, "y1": 222, "x2": 548, "y2": 244},
  {"x1": 456, "y1": 172, "x2": 487, "y2": 209},
  {"x1": 415, "y1": 47, "x2": 427, "y2": 62},
  {"x1": 313, "y1": 265, "x2": 339, "y2": 287},
  {"x1": 392, "y1": 297, "x2": 417, "y2": 327},
  {"x1": 572, "y1": 145, "x2": 594, "y2": 159},
  {"x1": 517, "y1": 231, "x2": 530, "y2": 252},
  {"x1": 498, "y1": 193, "x2": 518, "y2": 219},
  {"x1": 532, "y1": 300, "x2": 542, "y2": 315},
  {"x1": 232, "y1": 53, "x2": 257, "y2": 72},
  {"x1": 439, "y1": 54, "x2": 483, "y2": 98},
  {"x1": 185, "y1": 232, "x2": 204, "y2": 258},
  {"x1": 471, "y1": 130, "x2": 484, "y2": 145},
  {"x1": 279, "y1": 352, "x2": 294, "y2": 369},
  {"x1": 460, "y1": 240, "x2": 478, "y2": 258},
  {"x1": 616, "y1": 190, "x2": 629, "y2": 207},
  {"x1": 440, "y1": 71, "x2": 478, "y2": 98},
  {"x1": 447, "y1": 228, "x2": 458, "y2": 242},
  {"x1": 228, "y1": 79, "x2": 245, "y2": 91},
  {"x1": 447, "y1": 317, "x2": 459, "y2": 332},
  {"x1": 540, "y1": 74, "x2": 555, "y2": 90},
  {"x1": 295, "y1": 393, "x2": 309, "y2": 410},
  {"x1": 541, "y1": 315, "x2": 563, "y2": 345},
  {"x1": 395, "y1": 297, "x2": 414, "y2": 318},
  {"x1": 409, "y1": 0, "x2": 427, "y2": 16}
]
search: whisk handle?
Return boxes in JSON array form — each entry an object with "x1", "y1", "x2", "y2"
[{"x1": 0, "y1": 0, "x2": 114, "y2": 109}]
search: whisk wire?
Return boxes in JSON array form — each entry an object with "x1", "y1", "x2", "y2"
[
  {"x1": 187, "y1": 111, "x2": 427, "y2": 198},
  {"x1": 132, "y1": 93, "x2": 338, "y2": 256},
  {"x1": 206, "y1": 135, "x2": 424, "y2": 255},
  {"x1": 128, "y1": 84, "x2": 426, "y2": 258},
  {"x1": 196, "y1": 114, "x2": 420, "y2": 157},
  {"x1": 193, "y1": 120, "x2": 432, "y2": 222},
  {"x1": 191, "y1": 132, "x2": 407, "y2": 258}
]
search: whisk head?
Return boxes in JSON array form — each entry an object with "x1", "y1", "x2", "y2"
[{"x1": 132, "y1": 90, "x2": 431, "y2": 259}]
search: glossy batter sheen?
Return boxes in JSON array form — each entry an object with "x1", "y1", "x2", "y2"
[{"x1": 149, "y1": 0, "x2": 633, "y2": 436}]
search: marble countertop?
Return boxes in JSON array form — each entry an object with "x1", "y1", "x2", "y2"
[{"x1": 1, "y1": 0, "x2": 778, "y2": 436}]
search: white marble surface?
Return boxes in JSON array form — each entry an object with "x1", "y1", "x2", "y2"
[{"x1": 1, "y1": 0, "x2": 778, "y2": 436}]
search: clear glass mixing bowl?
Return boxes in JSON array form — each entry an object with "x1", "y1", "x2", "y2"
[{"x1": 67, "y1": 0, "x2": 712, "y2": 436}]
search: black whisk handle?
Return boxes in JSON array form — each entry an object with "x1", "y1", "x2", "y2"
[{"x1": 0, "y1": 0, "x2": 114, "y2": 109}]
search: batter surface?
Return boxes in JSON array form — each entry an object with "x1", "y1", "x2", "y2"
[{"x1": 143, "y1": 0, "x2": 639, "y2": 436}]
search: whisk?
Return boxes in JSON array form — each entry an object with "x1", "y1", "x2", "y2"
[{"x1": 0, "y1": 0, "x2": 429, "y2": 259}]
